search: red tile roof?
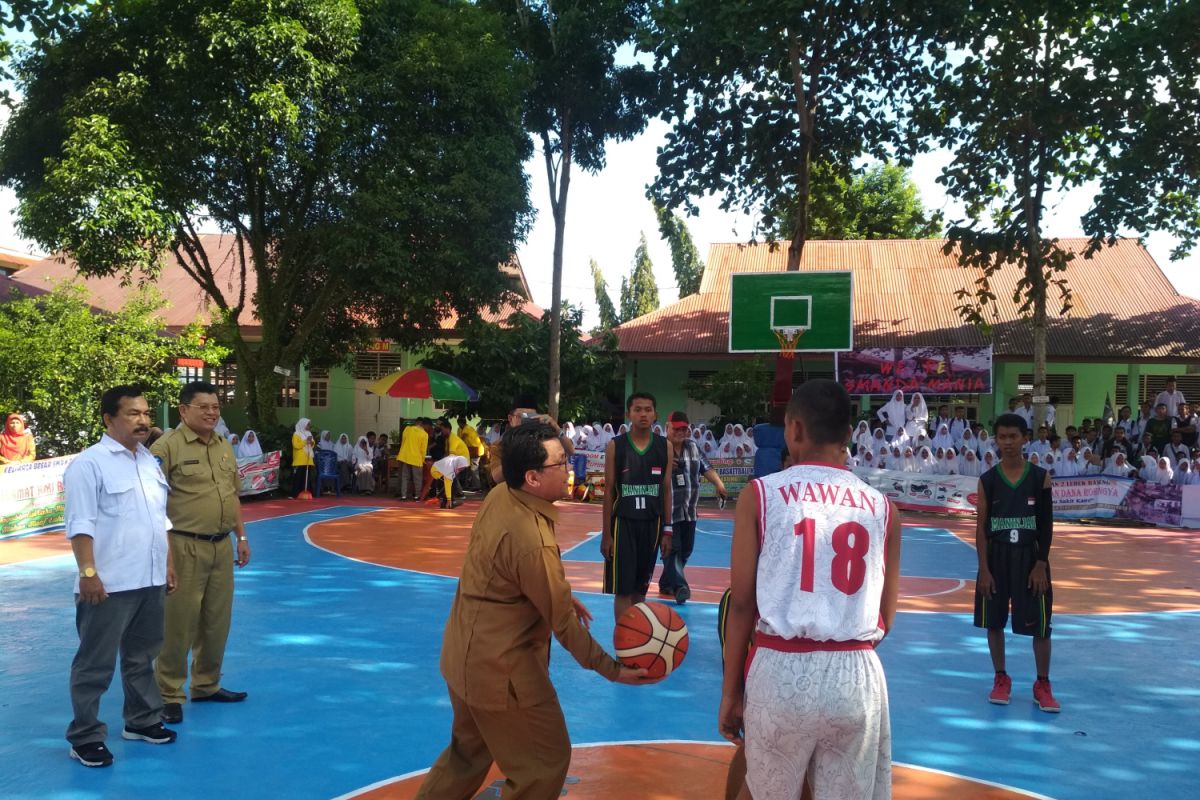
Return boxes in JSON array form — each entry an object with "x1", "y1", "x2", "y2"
[
  {"x1": 616, "y1": 238, "x2": 1200, "y2": 360},
  {"x1": 6, "y1": 234, "x2": 540, "y2": 336}
]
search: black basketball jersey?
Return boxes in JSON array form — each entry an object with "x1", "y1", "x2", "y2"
[
  {"x1": 980, "y1": 462, "x2": 1048, "y2": 548},
  {"x1": 613, "y1": 432, "x2": 668, "y2": 520}
]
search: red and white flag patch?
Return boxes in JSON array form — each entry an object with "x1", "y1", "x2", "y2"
[{"x1": 651, "y1": 467, "x2": 662, "y2": 476}]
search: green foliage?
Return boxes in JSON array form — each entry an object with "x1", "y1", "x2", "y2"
[
  {"x1": 647, "y1": 0, "x2": 932, "y2": 265},
  {"x1": 654, "y1": 203, "x2": 704, "y2": 296},
  {"x1": 682, "y1": 359, "x2": 772, "y2": 426},
  {"x1": 0, "y1": 283, "x2": 227, "y2": 456},
  {"x1": 421, "y1": 305, "x2": 622, "y2": 423},
  {"x1": 772, "y1": 162, "x2": 944, "y2": 240},
  {"x1": 0, "y1": 0, "x2": 532, "y2": 428},
  {"x1": 619, "y1": 232, "x2": 659, "y2": 322},
  {"x1": 589, "y1": 258, "x2": 619, "y2": 332},
  {"x1": 0, "y1": 1, "x2": 78, "y2": 104}
]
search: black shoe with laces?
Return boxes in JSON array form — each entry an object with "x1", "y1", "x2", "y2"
[
  {"x1": 70, "y1": 741, "x2": 114, "y2": 767},
  {"x1": 122, "y1": 722, "x2": 177, "y2": 744},
  {"x1": 674, "y1": 586, "x2": 691, "y2": 605}
]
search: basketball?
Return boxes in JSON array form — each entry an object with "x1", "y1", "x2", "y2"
[{"x1": 613, "y1": 602, "x2": 689, "y2": 678}]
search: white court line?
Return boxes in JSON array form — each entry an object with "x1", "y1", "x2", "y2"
[{"x1": 328, "y1": 740, "x2": 1056, "y2": 800}]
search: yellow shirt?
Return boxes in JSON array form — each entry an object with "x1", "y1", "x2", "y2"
[
  {"x1": 151, "y1": 425, "x2": 240, "y2": 534},
  {"x1": 446, "y1": 433, "x2": 470, "y2": 460},
  {"x1": 397, "y1": 426, "x2": 429, "y2": 466},
  {"x1": 439, "y1": 485, "x2": 619, "y2": 710},
  {"x1": 291, "y1": 432, "x2": 314, "y2": 467},
  {"x1": 459, "y1": 425, "x2": 483, "y2": 456}
]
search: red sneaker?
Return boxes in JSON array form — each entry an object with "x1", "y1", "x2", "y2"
[
  {"x1": 988, "y1": 673, "x2": 1012, "y2": 705},
  {"x1": 1033, "y1": 679, "x2": 1061, "y2": 713}
]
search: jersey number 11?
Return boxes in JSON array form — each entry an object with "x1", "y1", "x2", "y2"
[{"x1": 794, "y1": 519, "x2": 870, "y2": 595}]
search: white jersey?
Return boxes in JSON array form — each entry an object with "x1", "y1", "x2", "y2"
[{"x1": 752, "y1": 463, "x2": 891, "y2": 643}]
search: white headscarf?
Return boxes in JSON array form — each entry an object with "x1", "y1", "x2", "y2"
[
  {"x1": 976, "y1": 429, "x2": 993, "y2": 456},
  {"x1": 860, "y1": 449, "x2": 877, "y2": 469},
  {"x1": 982, "y1": 450, "x2": 996, "y2": 472},
  {"x1": 1057, "y1": 449, "x2": 1080, "y2": 477},
  {"x1": 1153, "y1": 457, "x2": 1174, "y2": 485},
  {"x1": 907, "y1": 392, "x2": 929, "y2": 425},
  {"x1": 433, "y1": 454, "x2": 469, "y2": 478},
  {"x1": 902, "y1": 448, "x2": 918, "y2": 473},
  {"x1": 1028, "y1": 452, "x2": 1040, "y2": 467},
  {"x1": 652, "y1": 423, "x2": 664, "y2": 436},
  {"x1": 854, "y1": 422, "x2": 872, "y2": 453},
  {"x1": 960, "y1": 449, "x2": 981, "y2": 477},
  {"x1": 918, "y1": 446, "x2": 938, "y2": 474},
  {"x1": 931, "y1": 424, "x2": 955, "y2": 452},
  {"x1": 879, "y1": 391, "x2": 907, "y2": 432},
  {"x1": 959, "y1": 428, "x2": 977, "y2": 454},
  {"x1": 318, "y1": 430, "x2": 336, "y2": 452},
  {"x1": 295, "y1": 418, "x2": 314, "y2": 456},
  {"x1": 562, "y1": 422, "x2": 576, "y2": 443},
  {"x1": 943, "y1": 450, "x2": 959, "y2": 475},
  {"x1": 353, "y1": 436, "x2": 373, "y2": 467},
  {"x1": 1104, "y1": 453, "x2": 1129, "y2": 477},
  {"x1": 1175, "y1": 459, "x2": 1195, "y2": 486},
  {"x1": 237, "y1": 430, "x2": 264, "y2": 459},
  {"x1": 602, "y1": 423, "x2": 616, "y2": 447},
  {"x1": 334, "y1": 433, "x2": 353, "y2": 462},
  {"x1": 1139, "y1": 455, "x2": 1157, "y2": 481}
]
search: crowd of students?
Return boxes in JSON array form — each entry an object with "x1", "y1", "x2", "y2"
[
  {"x1": 848, "y1": 386, "x2": 1200, "y2": 486},
  {"x1": 564, "y1": 421, "x2": 761, "y2": 459}
]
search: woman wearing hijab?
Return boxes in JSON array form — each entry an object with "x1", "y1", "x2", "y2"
[
  {"x1": 943, "y1": 450, "x2": 959, "y2": 475},
  {"x1": 333, "y1": 433, "x2": 354, "y2": 486},
  {"x1": 843, "y1": 446, "x2": 857, "y2": 467},
  {"x1": 1174, "y1": 459, "x2": 1195, "y2": 486},
  {"x1": 1153, "y1": 457, "x2": 1174, "y2": 485},
  {"x1": 352, "y1": 436, "x2": 375, "y2": 494},
  {"x1": 1042, "y1": 451, "x2": 1057, "y2": 476},
  {"x1": 917, "y1": 446, "x2": 938, "y2": 474},
  {"x1": 931, "y1": 424, "x2": 955, "y2": 453},
  {"x1": 291, "y1": 418, "x2": 316, "y2": 496},
  {"x1": 902, "y1": 447, "x2": 918, "y2": 473},
  {"x1": 982, "y1": 450, "x2": 997, "y2": 472},
  {"x1": 601, "y1": 423, "x2": 616, "y2": 448},
  {"x1": 1138, "y1": 456, "x2": 1158, "y2": 482},
  {"x1": 742, "y1": 426, "x2": 758, "y2": 456},
  {"x1": 719, "y1": 423, "x2": 736, "y2": 451},
  {"x1": 976, "y1": 429, "x2": 993, "y2": 457},
  {"x1": 317, "y1": 430, "x2": 336, "y2": 452},
  {"x1": 961, "y1": 449, "x2": 982, "y2": 477},
  {"x1": 860, "y1": 449, "x2": 876, "y2": 470},
  {"x1": 1028, "y1": 452, "x2": 1041, "y2": 468},
  {"x1": 905, "y1": 392, "x2": 929, "y2": 436},
  {"x1": 1103, "y1": 453, "x2": 1130, "y2": 477},
  {"x1": 878, "y1": 390, "x2": 907, "y2": 438},
  {"x1": 853, "y1": 421, "x2": 872, "y2": 455},
  {"x1": 227, "y1": 432, "x2": 240, "y2": 451},
  {"x1": 0, "y1": 413, "x2": 36, "y2": 464},
  {"x1": 237, "y1": 430, "x2": 264, "y2": 461},
  {"x1": 959, "y1": 427, "x2": 978, "y2": 455},
  {"x1": 1057, "y1": 449, "x2": 1080, "y2": 478}
]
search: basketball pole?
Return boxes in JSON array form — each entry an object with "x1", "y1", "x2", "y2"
[{"x1": 770, "y1": 352, "x2": 794, "y2": 425}]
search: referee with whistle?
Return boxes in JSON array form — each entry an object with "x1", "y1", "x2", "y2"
[{"x1": 152, "y1": 381, "x2": 251, "y2": 724}]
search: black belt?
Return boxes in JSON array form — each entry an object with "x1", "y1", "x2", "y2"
[{"x1": 170, "y1": 530, "x2": 230, "y2": 542}]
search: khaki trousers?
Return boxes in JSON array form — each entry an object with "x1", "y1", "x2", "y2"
[
  {"x1": 155, "y1": 533, "x2": 234, "y2": 702},
  {"x1": 415, "y1": 689, "x2": 571, "y2": 800}
]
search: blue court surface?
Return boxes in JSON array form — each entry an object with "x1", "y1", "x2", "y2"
[{"x1": 1, "y1": 507, "x2": 1197, "y2": 799}]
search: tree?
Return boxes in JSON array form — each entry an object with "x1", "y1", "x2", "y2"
[
  {"x1": 648, "y1": 0, "x2": 932, "y2": 270},
  {"x1": 421, "y1": 305, "x2": 621, "y2": 422},
  {"x1": 482, "y1": 0, "x2": 657, "y2": 419},
  {"x1": 619, "y1": 233, "x2": 660, "y2": 322},
  {"x1": 0, "y1": 0, "x2": 532, "y2": 428},
  {"x1": 771, "y1": 162, "x2": 944, "y2": 240},
  {"x1": 589, "y1": 258, "x2": 619, "y2": 332},
  {"x1": 0, "y1": 1, "x2": 77, "y2": 104},
  {"x1": 654, "y1": 203, "x2": 704, "y2": 296},
  {"x1": 0, "y1": 284, "x2": 227, "y2": 456},
  {"x1": 913, "y1": 2, "x2": 1116, "y2": 429},
  {"x1": 682, "y1": 358, "x2": 772, "y2": 426}
]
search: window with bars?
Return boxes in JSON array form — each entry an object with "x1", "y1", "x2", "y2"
[
  {"x1": 1016, "y1": 374, "x2": 1076, "y2": 404},
  {"x1": 1115, "y1": 374, "x2": 1129, "y2": 407},
  {"x1": 278, "y1": 369, "x2": 300, "y2": 408},
  {"x1": 177, "y1": 364, "x2": 204, "y2": 383},
  {"x1": 353, "y1": 351, "x2": 406, "y2": 380},
  {"x1": 309, "y1": 368, "x2": 329, "y2": 408},
  {"x1": 213, "y1": 361, "x2": 238, "y2": 405},
  {"x1": 1139, "y1": 374, "x2": 1200, "y2": 406}
]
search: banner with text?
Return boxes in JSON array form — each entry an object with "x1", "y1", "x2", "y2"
[
  {"x1": 577, "y1": 450, "x2": 754, "y2": 501},
  {"x1": 851, "y1": 467, "x2": 980, "y2": 514},
  {"x1": 0, "y1": 455, "x2": 76, "y2": 539},
  {"x1": 1050, "y1": 476, "x2": 1134, "y2": 519},
  {"x1": 837, "y1": 346, "x2": 993, "y2": 396},
  {"x1": 238, "y1": 451, "x2": 281, "y2": 496}
]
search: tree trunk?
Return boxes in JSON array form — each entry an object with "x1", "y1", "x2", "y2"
[
  {"x1": 786, "y1": 27, "x2": 813, "y2": 273},
  {"x1": 545, "y1": 120, "x2": 572, "y2": 421}
]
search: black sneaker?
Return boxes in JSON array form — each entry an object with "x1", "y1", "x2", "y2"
[
  {"x1": 122, "y1": 722, "x2": 177, "y2": 744},
  {"x1": 675, "y1": 586, "x2": 691, "y2": 605},
  {"x1": 70, "y1": 741, "x2": 114, "y2": 768},
  {"x1": 161, "y1": 703, "x2": 183, "y2": 724}
]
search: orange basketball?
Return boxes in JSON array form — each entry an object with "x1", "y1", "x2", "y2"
[{"x1": 613, "y1": 602, "x2": 689, "y2": 678}]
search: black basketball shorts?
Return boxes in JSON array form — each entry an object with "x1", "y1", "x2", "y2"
[
  {"x1": 603, "y1": 516, "x2": 661, "y2": 596},
  {"x1": 973, "y1": 537, "x2": 1053, "y2": 638}
]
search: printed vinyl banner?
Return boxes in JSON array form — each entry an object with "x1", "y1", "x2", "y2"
[
  {"x1": 837, "y1": 346, "x2": 993, "y2": 395},
  {"x1": 1050, "y1": 476, "x2": 1134, "y2": 519},
  {"x1": 577, "y1": 451, "x2": 754, "y2": 501},
  {"x1": 851, "y1": 467, "x2": 979, "y2": 514},
  {"x1": 0, "y1": 455, "x2": 75, "y2": 539},
  {"x1": 238, "y1": 451, "x2": 281, "y2": 496},
  {"x1": 1117, "y1": 480, "x2": 1183, "y2": 528}
]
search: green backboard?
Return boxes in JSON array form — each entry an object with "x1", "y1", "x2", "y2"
[{"x1": 728, "y1": 271, "x2": 853, "y2": 353}]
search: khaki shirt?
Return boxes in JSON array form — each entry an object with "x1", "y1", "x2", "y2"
[
  {"x1": 440, "y1": 484, "x2": 620, "y2": 710},
  {"x1": 152, "y1": 424, "x2": 240, "y2": 534}
]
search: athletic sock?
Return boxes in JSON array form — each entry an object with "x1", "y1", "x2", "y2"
[
  {"x1": 995, "y1": 670, "x2": 1007, "y2": 677},
  {"x1": 1037, "y1": 675, "x2": 1048, "y2": 682}
]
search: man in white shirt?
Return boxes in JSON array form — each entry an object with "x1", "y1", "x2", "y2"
[
  {"x1": 1156, "y1": 377, "x2": 1186, "y2": 417},
  {"x1": 1027, "y1": 427, "x2": 1053, "y2": 459},
  {"x1": 1015, "y1": 394, "x2": 1035, "y2": 429},
  {"x1": 65, "y1": 386, "x2": 178, "y2": 768}
]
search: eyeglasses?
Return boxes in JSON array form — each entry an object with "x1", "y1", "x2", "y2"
[
  {"x1": 183, "y1": 403, "x2": 221, "y2": 413},
  {"x1": 535, "y1": 459, "x2": 570, "y2": 471}
]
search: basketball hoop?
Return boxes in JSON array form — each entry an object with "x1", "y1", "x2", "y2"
[{"x1": 771, "y1": 326, "x2": 806, "y2": 360}]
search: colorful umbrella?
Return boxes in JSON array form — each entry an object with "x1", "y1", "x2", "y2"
[{"x1": 364, "y1": 368, "x2": 479, "y2": 402}]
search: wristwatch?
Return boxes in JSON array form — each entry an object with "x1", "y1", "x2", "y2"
[{"x1": 79, "y1": 566, "x2": 97, "y2": 579}]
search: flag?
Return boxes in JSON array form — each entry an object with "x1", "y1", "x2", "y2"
[{"x1": 1103, "y1": 393, "x2": 1114, "y2": 424}]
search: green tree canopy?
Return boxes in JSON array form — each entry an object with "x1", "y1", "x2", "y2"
[
  {"x1": 682, "y1": 359, "x2": 772, "y2": 427},
  {"x1": 654, "y1": 203, "x2": 704, "y2": 296},
  {"x1": 589, "y1": 258, "x2": 619, "y2": 332},
  {"x1": 0, "y1": 0, "x2": 532, "y2": 428},
  {"x1": 619, "y1": 233, "x2": 660, "y2": 322},
  {"x1": 421, "y1": 305, "x2": 621, "y2": 422},
  {"x1": 772, "y1": 162, "x2": 943, "y2": 240},
  {"x1": 0, "y1": 284, "x2": 227, "y2": 456}
]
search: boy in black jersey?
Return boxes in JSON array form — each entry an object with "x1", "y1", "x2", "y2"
[
  {"x1": 975, "y1": 413, "x2": 1060, "y2": 712},
  {"x1": 602, "y1": 392, "x2": 673, "y2": 618}
]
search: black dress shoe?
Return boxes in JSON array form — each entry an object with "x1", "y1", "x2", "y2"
[
  {"x1": 161, "y1": 703, "x2": 183, "y2": 723},
  {"x1": 192, "y1": 688, "x2": 248, "y2": 703}
]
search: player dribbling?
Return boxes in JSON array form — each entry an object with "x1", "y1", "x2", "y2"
[{"x1": 720, "y1": 381, "x2": 902, "y2": 800}]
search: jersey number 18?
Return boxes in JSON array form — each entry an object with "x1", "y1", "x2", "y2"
[{"x1": 793, "y1": 519, "x2": 870, "y2": 595}]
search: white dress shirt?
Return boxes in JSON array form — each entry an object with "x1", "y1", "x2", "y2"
[
  {"x1": 64, "y1": 434, "x2": 170, "y2": 594},
  {"x1": 1155, "y1": 390, "x2": 1186, "y2": 417}
]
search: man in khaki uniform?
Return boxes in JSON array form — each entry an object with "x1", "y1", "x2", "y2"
[
  {"x1": 417, "y1": 422, "x2": 658, "y2": 800},
  {"x1": 152, "y1": 381, "x2": 251, "y2": 724},
  {"x1": 487, "y1": 395, "x2": 574, "y2": 486}
]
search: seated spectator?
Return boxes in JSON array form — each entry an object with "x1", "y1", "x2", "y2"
[
  {"x1": 228, "y1": 432, "x2": 240, "y2": 450},
  {"x1": 334, "y1": 433, "x2": 354, "y2": 486},
  {"x1": 0, "y1": 413, "x2": 36, "y2": 463},
  {"x1": 352, "y1": 436, "x2": 375, "y2": 494},
  {"x1": 1173, "y1": 459, "x2": 1195, "y2": 486},
  {"x1": 237, "y1": 430, "x2": 264, "y2": 460},
  {"x1": 1175, "y1": 403, "x2": 1198, "y2": 448}
]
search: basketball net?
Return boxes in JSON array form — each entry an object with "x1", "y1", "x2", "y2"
[{"x1": 771, "y1": 327, "x2": 806, "y2": 360}]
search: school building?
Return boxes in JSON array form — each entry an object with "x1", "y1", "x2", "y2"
[
  {"x1": 613, "y1": 239, "x2": 1200, "y2": 428},
  {"x1": 6, "y1": 234, "x2": 542, "y2": 439}
]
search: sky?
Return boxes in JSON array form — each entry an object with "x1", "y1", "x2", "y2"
[{"x1": 2, "y1": 115, "x2": 1196, "y2": 332}]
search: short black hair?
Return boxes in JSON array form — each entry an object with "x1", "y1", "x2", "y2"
[
  {"x1": 626, "y1": 391, "x2": 656, "y2": 410},
  {"x1": 366, "y1": 430, "x2": 376, "y2": 437},
  {"x1": 101, "y1": 385, "x2": 144, "y2": 419},
  {"x1": 437, "y1": 418, "x2": 452, "y2": 431},
  {"x1": 501, "y1": 421, "x2": 557, "y2": 489},
  {"x1": 994, "y1": 413, "x2": 1028, "y2": 435},
  {"x1": 180, "y1": 380, "x2": 219, "y2": 406},
  {"x1": 784, "y1": 380, "x2": 852, "y2": 445},
  {"x1": 511, "y1": 393, "x2": 538, "y2": 412}
]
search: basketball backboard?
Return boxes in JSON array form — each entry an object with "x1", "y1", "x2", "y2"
[{"x1": 728, "y1": 271, "x2": 853, "y2": 353}]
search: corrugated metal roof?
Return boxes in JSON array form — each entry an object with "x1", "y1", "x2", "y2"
[
  {"x1": 6, "y1": 235, "x2": 539, "y2": 336},
  {"x1": 619, "y1": 238, "x2": 1200, "y2": 359}
]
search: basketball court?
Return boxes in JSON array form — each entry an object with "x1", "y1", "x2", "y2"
[{"x1": 1, "y1": 495, "x2": 1197, "y2": 800}]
